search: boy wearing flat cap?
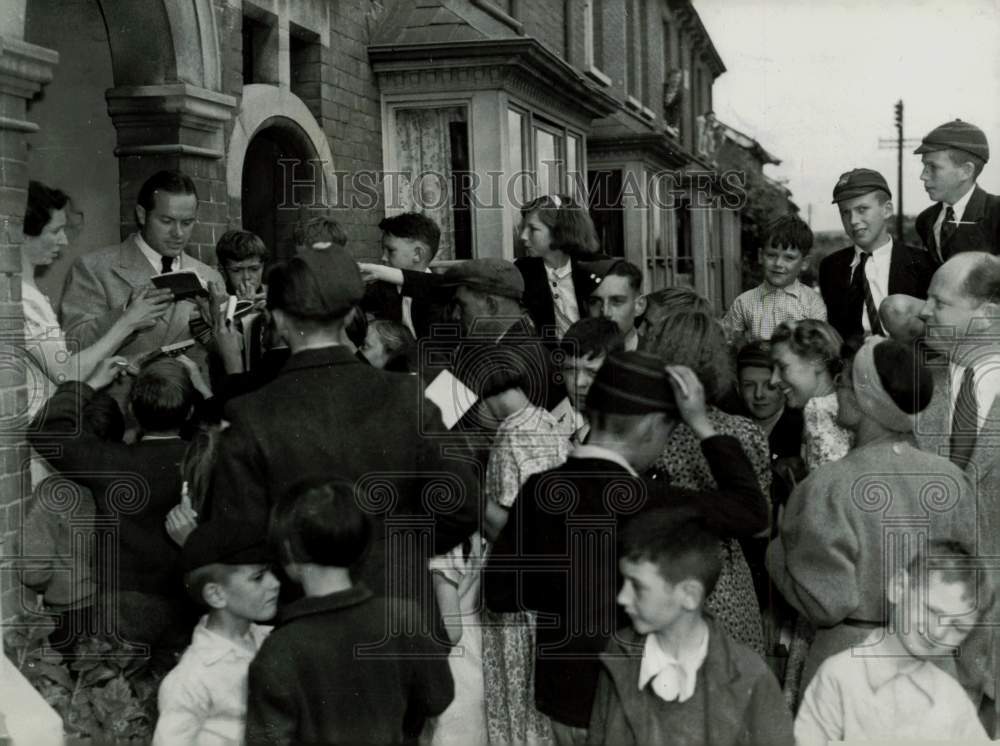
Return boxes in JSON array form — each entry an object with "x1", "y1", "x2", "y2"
[
  {"x1": 819, "y1": 168, "x2": 934, "y2": 343},
  {"x1": 153, "y1": 522, "x2": 279, "y2": 746},
  {"x1": 915, "y1": 119, "x2": 1000, "y2": 263},
  {"x1": 485, "y1": 352, "x2": 769, "y2": 743}
]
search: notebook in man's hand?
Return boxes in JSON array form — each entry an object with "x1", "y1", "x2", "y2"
[{"x1": 151, "y1": 270, "x2": 209, "y2": 300}]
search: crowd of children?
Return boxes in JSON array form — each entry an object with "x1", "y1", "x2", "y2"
[{"x1": 18, "y1": 119, "x2": 1000, "y2": 746}]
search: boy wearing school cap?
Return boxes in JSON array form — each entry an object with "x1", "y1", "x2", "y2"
[
  {"x1": 484, "y1": 352, "x2": 769, "y2": 743},
  {"x1": 153, "y1": 522, "x2": 280, "y2": 746},
  {"x1": 819, "y1": 168, "x2": 934, "y2": 343},
  {"x1": 914, "y1": 119, "x2": 1000, "y2": 263}
]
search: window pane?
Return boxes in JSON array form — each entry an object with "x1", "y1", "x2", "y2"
[
  {"x1": 535, "y1": 128, "x2": 560, "y2": 196},
  {"x1": 566, "y1": 133, "x2": 580, "y2": 200},
  {"x1": 507, "y1": 109, "x2": 525, "y2": 205}
]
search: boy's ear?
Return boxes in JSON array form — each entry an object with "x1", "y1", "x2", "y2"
[
  {"x1": 634, "y1": 294, "x2": 647, "y2": 317},
  {"x1": 202, "y1": 581, "x2": 228, "y2": 610},
  {"x1": 677, "y1": 578, "x2": 705, "y2": 610},
  {"x1": 135, "y1": 205, "x2": 147, "y2": 229}
]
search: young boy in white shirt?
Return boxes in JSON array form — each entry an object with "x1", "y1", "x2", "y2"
[
  {"x1": 795, "y1": 539, "x2": 992, "y2": 744},
  {"x1": 153, "y1": 522, "x2": 279, "y2": 745}
]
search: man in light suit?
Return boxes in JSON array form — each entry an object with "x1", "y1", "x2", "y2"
[
  {"x1": 914, "y1": 120, "x2": 1000, "y2": 264},
  {"x1": 61, "y1": 170, "x2": 223, "y2": 358},
  {"x1": 915, "y1": 251, "x2": 1000, "y2": 733}
]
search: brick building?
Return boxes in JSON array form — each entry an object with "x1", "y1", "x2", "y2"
[{"x1": 0, "y1": 0, "x2": 785, "y2": 677}]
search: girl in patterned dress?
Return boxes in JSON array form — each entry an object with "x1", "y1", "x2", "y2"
[
  {"x1": 480, "y1": 354, "x2": 569, "y2": 745},
  {"x1": 641, "y1": 310, "x2": 769, "y2": 656},
  {"x1": 768, "y1": 319, "x2": 853, "y2": 710}
]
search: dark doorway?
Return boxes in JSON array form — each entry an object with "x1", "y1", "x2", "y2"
[{"x1": 242, "y1": 119, "x2": 322, "y2": 261}]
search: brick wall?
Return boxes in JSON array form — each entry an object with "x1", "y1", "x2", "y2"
[
  {"x1": 324, "y1": 0, "x2": 385, "y2": 260},
  {"x1": 213, "y1": 0, "x2": 385, "y2": 262},
  {"x1": 0, "y1": 98, "x2": 32, "y2": 624},
  {"x1": 519, "y1": 0, "x2": 567, "y2": 61}
]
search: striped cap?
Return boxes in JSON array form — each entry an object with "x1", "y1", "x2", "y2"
[
  {"x1": 586, "y1": 350, "x2": 678, "y2": 416},
  {"x1": 914, "y1": 119, "x2": 989, "y2": 162}
]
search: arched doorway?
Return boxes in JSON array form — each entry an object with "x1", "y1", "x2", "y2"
[
  {"x1": 25, "y1": 0, "x2": 119, "y2": 305},
  {"x1": 241, "y1": 118, "x2": 323, "y2": 261}
]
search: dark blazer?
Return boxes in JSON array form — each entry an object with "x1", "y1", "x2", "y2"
[
  {"x1": 246, "y1": 583, "x2": 453, "y2": 745},
  {"x1": 361, "y1": 270, "x2": 451, "y2": 339},
  {"x1": 484, "y1": 437, "x2": 768, "y2": 729},
  {"x1": 515, "y1": 256, "x2": 599, "y2": 337},
  {"x1": 818, "y1": 238, "x2": 934, "y2": 342},
  {"x1": 588, "y1": 619, "x2": 793, "y2": 746},
  {"x1": 916, "y1": 186, "x2": 1000, "y2": 263},
  {"x1": 209, "y1": 346, "x2": 479, "y2": 608},
  {"x1": 28, "y1": 382, "x2": 187, "y2": 597}
]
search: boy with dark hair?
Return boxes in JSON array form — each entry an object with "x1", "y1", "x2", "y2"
[
  {"x1": 723, "y1": 214, "x2": 826, "y2": 343},
  {"x1": 215, "y1": 229, "x2": 268, "y2": 300},
  {"x1": 246, "y1": 478, "x2": 454, "y2": 744},
  {"x1": 153, "y1": 523, "x2": 279, "y2": 745},
  {"x1": 585, "y1": 259, "x2": 646, "y2": 351},
  {"x1": 485, "y1": 352, "x2": 769, "y2": 743},
  {"x1": 588, "y1": 511, "x2": 793, "y2": 745},
  {"x1": 556, "y1": 317, "x2": 625, "y2": 443},
  {"x1": 379, "y1": 211, "x2": 442, "y2": 267},
  {"x1": 28, "y1": 355, "x2": 204, "y2": 668},
  {"x1": 360, "y1": 211, "x2": 446, "y2": 338},
  {"x1": 795, "y1": 540, "x2": 992, "y2": 743}
]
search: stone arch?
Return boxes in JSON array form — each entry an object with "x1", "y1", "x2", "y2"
[
  {"x1": 227, "y1": 84, "x2": 337, "y2": 208},
  {"x1": 94, "y1": 0, "x2": 222, "y2": 88}
]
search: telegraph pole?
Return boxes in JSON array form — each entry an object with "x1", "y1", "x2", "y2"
[
  {"x1": 879, "y1": 101, "x2": 919, "y2": 240},
  {"x1": 894, "y1": 100, "x2": 903, "y2": 240}
]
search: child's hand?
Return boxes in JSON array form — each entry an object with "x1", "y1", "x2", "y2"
[
  {"x1": 86, "y1": 356, "x2": 129, "y2": 390},
  {"x1": 166, "y1": 491, "x2": 199, "y2": 547},
  {"x1": 666, "y1": 365, "x2": 716, "y2": 439}
]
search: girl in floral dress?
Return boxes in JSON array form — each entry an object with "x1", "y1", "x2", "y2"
[
  {"x1": 480, "y1": 360, "x2": 568, "y2": 745},
  {"x1": 769, "y1": 319, "x2": 853, "y2": 709},
  {"x1": 642, "y1": 310, "x2": 769, "y2": 656}
]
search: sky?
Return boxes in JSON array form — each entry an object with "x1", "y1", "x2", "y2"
[{"x1": 695, "y1": 0, "x2": 1000, "y2": 232}]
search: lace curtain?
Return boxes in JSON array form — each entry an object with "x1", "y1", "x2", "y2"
[{"x1": 393, "y1": 106, "x2": 467, "y2": 261}]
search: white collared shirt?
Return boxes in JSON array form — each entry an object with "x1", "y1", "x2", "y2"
[
  {"x1": 546, "y1": 260, "x2": 580, "y2": 338},
  {"x1": 624, "y1": 328, "x2": 639, "y2": 352},
  {"x1": 137, "y1": 233, "x2": 181, "y2": 273},
  {"x1": 569, "y1": 444, "x2": 638, "y2": 476},
  {"x1": 637, "y1": 624, "x2": 709, "y2": 703},
  {"x1": 795, "y1": 630, "x2": 990, "y2": 744},
  {"x1": 400, "y1": 267, "x2": 434, "y2": 336},
  {"x1": 849, "y1": 236, "x2": 893, "y2": 334},
  {"x1": 934, "y1": 182, "x2": 977, "y2": 249},
  {"x1": 947, "y1": 356, "x2": 1000, "y2": 441},
  {"x1": 153, "y1": 617, "x2": 271, "y2": 746}
]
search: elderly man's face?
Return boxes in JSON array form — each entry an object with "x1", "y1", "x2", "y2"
[
  {"x1": 919, "y1": 258, "x2": 992, "y2": 354},
  {"x1": 451, "y1": 285, "x2": 492, "y2": 335}
]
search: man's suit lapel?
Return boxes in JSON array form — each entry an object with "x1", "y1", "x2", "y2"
[
  {"x1": 112, "y1": 236, "x2": 154, "y2": 290},
  {"x1": 915, "y1": 362, "x2": 951, "y2": 460},
  {"x1": 922, "y1": 203, "x2": 944, "y2": 262},
  {"x1": 941, "y1": 187, "x2": 988, "y2": 259}
]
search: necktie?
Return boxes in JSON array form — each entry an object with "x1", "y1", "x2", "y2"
[
  {"x1": 849, "y1": 253, "x2": 883, "y2": 337},
  {"x1": 950, "y1": 366, "x2": 978, "y2": 470},
  {"x1": 939, "y1": 206, "x2": 957, "y2": 261},
  {"x1": 160, "y1": 255, "x2": 173, "y2": 274},
  {"x1": 859, "y1": 254, "x2": 884, "y2": 336}
]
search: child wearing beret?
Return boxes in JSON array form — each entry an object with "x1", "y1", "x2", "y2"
[{"x1": 153, "y1": 522, "x2": 279, "y2": 745}]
